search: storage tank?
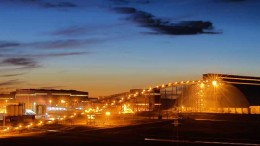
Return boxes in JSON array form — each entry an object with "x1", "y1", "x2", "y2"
[
  {"x1": 19, "y1": 103, "x2": 25, "y2": 115},
  {"x1": 36, "y1": 105, "x2": 46, "y2": 115},
  {"x1": 6, "y1": 103, "x2": 25, "y2": 116}
]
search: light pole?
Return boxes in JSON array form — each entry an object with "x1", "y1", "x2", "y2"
[
  {"x1": 3, "y1": 100, "x2": 7, "y2": 128},
  {"x1": 49, "y1": 100, "x2": 52, "y2": 106},
  {"x1": 105, "y1": 111, "x2": 110, "y2": 125},
  {"x1": 148, "y1": 89, "x2": 151, "y2": 119},
  {"x1": 27, "y1": 95, "x2": 30, "y2": 110},
  {"x1": 3, "y1": 112, "x2": 5, "y2": 128},
  {"x1": 212, "y1": 80, "x2": 218, "y2": 112},
  {"x1": 61, "y1": 100, "x2": 66, "y2": 108}
]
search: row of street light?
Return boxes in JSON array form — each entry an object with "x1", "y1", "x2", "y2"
[{"x1": 97, "y1": 78, "x2": 220, "y2": 116}]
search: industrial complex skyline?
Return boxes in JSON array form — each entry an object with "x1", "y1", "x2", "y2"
[{"x1": 1, "y1": 0, "x2": 260, "y2": 97}]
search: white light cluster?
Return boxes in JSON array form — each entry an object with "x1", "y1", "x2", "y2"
[{"x1": 47, "y1": 107, "x2": 67, "y2": 111}]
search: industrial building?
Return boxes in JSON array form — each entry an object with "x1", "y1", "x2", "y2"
[
  {"x1": 98, "y1": 88, "x2": 161, "y2": 114},
  {"x1": 202, "y1": 73, "x2": 260, "y2": 114},
  {"x1": 203, "y1": 73, "x2": 260, "y2": 106},
  {"x1": 2, "y1": 73, "x2": 260, "y2": 116},
  {"x1": 0, "y1": 94, "x2": 13, "y2": 116},
  {"x1": 173, "y1": 73, "x2": 260, "y2": 114},
  {"x1": 0, "y1": 89, "x2": 88, "y2": 117},
  {"x1": 99, "y1": 73, "x2": 260, "y2": 115}
]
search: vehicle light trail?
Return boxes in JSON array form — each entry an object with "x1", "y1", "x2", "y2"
[{"x1": 145, "y1": 138, "x2": 260, "y2": 145}]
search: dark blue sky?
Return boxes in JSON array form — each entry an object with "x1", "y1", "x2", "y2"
[{"x1": 0, "y1": 0, "x2": 260, "y2": 97}]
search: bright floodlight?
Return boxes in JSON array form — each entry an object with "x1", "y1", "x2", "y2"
[
  {"x1": 200, "y1": 83, "x2": 205, "y2": 88},
  {"x1": 212, "y1": 80, "x2": 217, "y2": 86},
  {"x1": 105, "y1": 111, "x2": 111, "y2": 116}
]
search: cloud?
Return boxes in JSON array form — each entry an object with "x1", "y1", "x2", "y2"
[
  {"x1": 1, "y1": 53, "x2": 89, "y2": 75},
  {"x1": 0, "y1": 39, "x2": 100, "y2": 50},
  {"x1": 110, "y1": 0, "x2": 129, "y2": 5},
  {"x1": 0, "y1": 41, "x2": 20, "y2": 49},
  {"x1": 0, "y1": 73, "x2": 25, "y2": 77},
  {"x1": 110, "y1": 0, "x2": 151, "y2": 5},
  {"x1": 32, "y1": 39, "x2": 104, "y2": 50},
  {"x1": 16, "y1": 52, "x2": 88, "y2": 59},
  {"x1": 220, "y1": 0, "x2": 247, "y2": 2},
  {"x1": 0, "y1": 79, "x2": 23, "y2": 87},
  {"x1": 134, "y1": 0, "x2": 150, "y2": 4},
  {"x1": 0, "y1": 51, "x2": 89, "y2": 58},
  {"x1": 1, "y1": 58, "x2": 39, "y2": 69},
  {"x1": 32, "y1": 52, "x2": 90, "y2": 57},
  {"x1": 1, "y1": 0, "x2": 78, "y2": 9},
  {"x1": 114, "y1": 7, "x2": 137, "y2": 14},
  {"x1": 49, "y1": 23, "x2": 128, "y2": 37},
  {"x1": 0, "y1": 41, "x2": 91, "y2": 72},
  {"x1": 113, "y1": 7, "x2": 219, "y2": 35},
  {"x1": 42, "y1": 2, "x2": 77, "y2": 8},
  {"x1": 50, "y1": 26, "x2": 89, "y2": 36},
  {"x1": 31, "y1": 39, "x2": 92, "y2": 49},
  {"x1": 0, "y1": 51, "x2": 89, "y2": 77}
]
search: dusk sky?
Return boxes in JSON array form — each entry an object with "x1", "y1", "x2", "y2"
[{"x1": 0, "y1": 0, "x2": 260, "y2": 97}]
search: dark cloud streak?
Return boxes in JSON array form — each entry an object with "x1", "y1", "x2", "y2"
[
  {"x1": 220, "y1": 0, "x2": 247, "y2": 2},
  {"x1": 49, "y1": 23, "x2": 128, "y2": 37},
  {"x1": 43, "y1": 2, "x2": 77, "y2": 8},
  {"x1": 1, "y1": 52, "x2": 89, "y2": 58},
  {"x1": 0, "y1": 39, "x2": 100, "y2": 50},
  {"x1": 114, "y1": 7, "x2": 219, "y2": 35},
  {"x1": 0, "y1": 73, "x2": 24, "y2": 77},
  {"x1": 114, "y1": 7, "x2": 137, "y2": 14},
  {"x1": 110, "y1": 0, "x2": 129, "y2": 5},
  {"x1": 0, "y1": 52, "x2": 88, "y2": 69},
  {"x1": 0, "y1": 41, "x2": 20, "y2": 49},
  {"x1": 110, "y1": 0, "x2": 150, "y2": 5},
  {"x1": 1, "y1": 58, "x2": 39, "y2": 69},
  {"x1": 31, "y1": 39, "x2": 90, "y2": 49},
  {"x1": 29, "y1": 52, "x2": 90, "y2": 57},
  {"x1": 1, "y1": 0, "x2": 78, "y2": 9}
]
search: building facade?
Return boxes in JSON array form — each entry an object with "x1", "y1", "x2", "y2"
[{"x1": 10, "y1": 89, "x2": 88, "y2": 114}]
